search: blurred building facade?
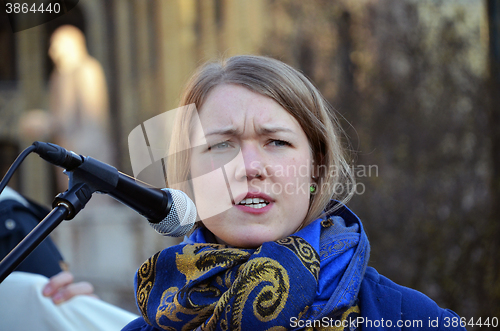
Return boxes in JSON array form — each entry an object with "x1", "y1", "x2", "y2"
[{"x1": 0, "y1": 0, "x2": 267, "y2": 312}]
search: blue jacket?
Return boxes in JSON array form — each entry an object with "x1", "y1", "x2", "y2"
[
  {"x1": 0, "y1": 188, "x2": 63, "y2": 278},
  {"x1": 358, "y1": 266, "x2": 465, "y2": 330},
  {"x1": 123, "y1": 265, "x2": 465, "y2": 330}
]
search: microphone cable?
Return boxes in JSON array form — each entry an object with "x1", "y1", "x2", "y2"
[{"x1": 0, "y1": 144, "x2": 36, "y2": 196}]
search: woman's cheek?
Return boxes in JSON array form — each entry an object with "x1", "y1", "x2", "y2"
[{"x1": 190, "y1": 159, "x2": 233, "y2": 220}]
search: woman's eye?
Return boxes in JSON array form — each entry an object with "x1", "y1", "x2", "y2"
[
  {"x1": 208, "y1": 141, "x2": 230, "y2": 150},
  {"x1": 269, "y1": 139, "x2": 291, "y2": 147}
]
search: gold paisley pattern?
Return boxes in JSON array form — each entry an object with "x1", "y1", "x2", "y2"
[
  {"x1": 155, "y1": 244, "x2": 252, "y2": 331},
  {"x1": 136, "y1": 251, "x2": 160, "y2": 325},
  {"x1": 336, "y1": 305, "x2": 361, "y2": 331},
  {"x1": 156, "y1": 285, "x2": 217, "y2": 331},
  {"x1": 204, "y1": 257, "x2": 289, "y2": 330},
  {"x1": 137, "y1": 231, "x2": 361, "y2": 330},
  {"x1": 275, "y1": 236, "x2": 320, "y2": 280},
  {"x1": 176, "y1": 244, "x2": 251, "y2": 282},
  {"x1": 304, "y1": 305, "x2": 360, "y2": 331},
  {"x1": 154, "y1": 243, "x2": 291, "y2": 331}
]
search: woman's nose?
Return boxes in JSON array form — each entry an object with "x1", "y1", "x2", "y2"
[{"x1": 235, "y1": 143, "x2": 267, "y2": 181}]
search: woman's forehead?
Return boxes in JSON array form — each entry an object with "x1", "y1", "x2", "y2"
[
  {"x1": 194, "y1": 85, "x2": 303, "y2": 137},
  {"x1": 191, "y1": 111, "x2": 304, "y2": 143}
]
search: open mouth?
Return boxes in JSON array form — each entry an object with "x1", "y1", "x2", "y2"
[{"x1": 237, "y1": 198, "x2": 270, "y2": 209}]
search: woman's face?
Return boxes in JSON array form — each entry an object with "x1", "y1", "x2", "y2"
[{"x1": 189, "y1": 84, "x2": 314, "y2": 248}]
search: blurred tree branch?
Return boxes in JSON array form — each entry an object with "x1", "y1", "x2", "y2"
[{"x1": 263, "y1": 0, "x2": 497, "y2": 320}]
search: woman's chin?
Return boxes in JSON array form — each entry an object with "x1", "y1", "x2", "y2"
[{"x1": 214, "y1": 229, "x2": 282, "y2": 249}]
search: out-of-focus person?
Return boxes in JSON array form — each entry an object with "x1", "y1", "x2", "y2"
[
  {"x1": 48, "y1": 24, "x2": 114, "y2": 190},
  {"x1": 0, "y1": 186, "x2": 137, "y2": 330}
]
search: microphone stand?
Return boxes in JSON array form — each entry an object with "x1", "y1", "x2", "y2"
[
  {"x1": 0, "y1": 182, "x2": 95, "y2": 283},
  {"x1": 0, "y1": 143, "x2": 164, "y2": 283}
]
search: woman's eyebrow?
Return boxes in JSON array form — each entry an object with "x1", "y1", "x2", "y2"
[
  {"x1": 204, "y1": 127, "x2": 239, "y2": 137},
  {"x1": 203, "y1": 125, "x2": 295, "y2": 137},
  {"x1": 257, "y1": 125, "x2": 295, "y2": 135}
]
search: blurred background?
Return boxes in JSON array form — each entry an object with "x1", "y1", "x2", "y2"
[{"x1": 0, "y1": 0, "x2": 499, "y2": 323}]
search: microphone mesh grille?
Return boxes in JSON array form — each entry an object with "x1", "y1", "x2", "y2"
[{"x1": 149, "y1": 189, "x2": 196, "y2": 237}]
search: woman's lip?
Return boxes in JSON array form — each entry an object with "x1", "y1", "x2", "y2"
[{"x1": 234, "y1": 202, "x2": 273, "y2": 214}]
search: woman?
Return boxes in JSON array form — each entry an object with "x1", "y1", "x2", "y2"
[{"x1": 123, "y1": 56, "x2": 465, "y2": 330}]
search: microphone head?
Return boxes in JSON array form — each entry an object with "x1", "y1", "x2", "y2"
[{"x1": 149, "y1": 188, "x2": 197, "y2": 237}]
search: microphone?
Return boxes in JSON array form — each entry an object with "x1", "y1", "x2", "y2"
[{"x1": 32, "y1": 141, "x2": 197, "y2": 237}]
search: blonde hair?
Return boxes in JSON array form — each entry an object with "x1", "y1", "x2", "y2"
[{"x1": 167, "y1": 55, "x2": 355, "y2": 227}]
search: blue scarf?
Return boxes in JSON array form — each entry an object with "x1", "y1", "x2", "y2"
[{"x1": 134, "y1": 203, "x2": 370, "y2": 330}]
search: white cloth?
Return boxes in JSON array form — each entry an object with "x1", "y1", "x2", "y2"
[
  {"x1": 0, "y1": 186, "x2": 29, "y2": 206},
  {"x1": 0, "y1": 271, "x2": 138, "y2": 331}
]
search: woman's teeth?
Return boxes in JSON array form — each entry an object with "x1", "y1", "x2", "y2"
[{"x1": 238, "y1": 198, "x2": 269, "y2": 209}]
